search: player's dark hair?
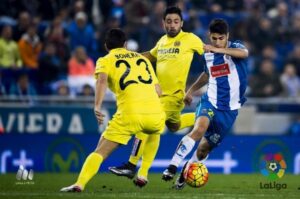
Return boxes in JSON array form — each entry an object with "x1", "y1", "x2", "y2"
[
  {"x1": 163, "y1": 6, "x2": 183, "y2": 20},
  {"x1": 209, "y1": 19, "x2": 229, "y2": 35},
  {"x1": 105, "y1": 28, "x2": 126, "y2": 50}
]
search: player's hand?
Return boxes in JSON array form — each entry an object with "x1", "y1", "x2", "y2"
[
  {"x1": 94, "y1": 108, "x2": 105, "y2": 124},
  {"x1": 204, "y1": 44, "x2": 219, "y2": 53},
  {"x1": 184, "y1": 93, "x2": 193, "y2": 106}
]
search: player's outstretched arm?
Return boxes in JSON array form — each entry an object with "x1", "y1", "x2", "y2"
[
  {"x1": 155, "y1": 84, "x2": 162, "y2": 97},
  {"x1": 94, "y1": 73, "x2": 108, "y2": 124},
  {"x1": 204, "y1": 44, "x2": 248, "y2": 59},
  {"x1": 184, "y1": 72, "x2": 209, "y2": 106},
  {"x1": 141, "y1": 51, "x2": 157, "y2": 62}
]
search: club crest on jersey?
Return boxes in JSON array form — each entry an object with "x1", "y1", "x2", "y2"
[
  {"x1": 174, "y1": 41, "x2": 181, "y2": 46},
  {"x1": 210, "y1": 63, "x2": 230, "y2": 78},
  {"x1": 208, "y1": 109, "x2": 214, "y2": 118}
]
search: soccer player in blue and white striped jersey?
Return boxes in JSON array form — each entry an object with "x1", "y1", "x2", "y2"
[{"x1": 162, "y1": 19, "x2": 248, "y2": 189}]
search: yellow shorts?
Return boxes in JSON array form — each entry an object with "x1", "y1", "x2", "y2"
[
  {"x1": 160, "y1": 90, "x2": 184, "y2": 124},
  {"x1": 102, "y1": 112, "x2": 165, "y2": 145}
]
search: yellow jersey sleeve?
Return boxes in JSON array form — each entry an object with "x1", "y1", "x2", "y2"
[
  {"x1": 188, "y1": 34, "x2": 204, "y2": 55},
  {"x1": 95, "y1": 57, "x2": 111, "y2": 79},
  {"x1": 150, "y1": 42, "x2": 158, "y2": 58}
]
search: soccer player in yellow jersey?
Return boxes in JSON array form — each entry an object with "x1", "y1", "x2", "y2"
[
  {"x1": 60, "y1": 28, "x2": 165, "y2": 192},
  {"x1": 109, "y1": 6, "x2": 205, "y2": 187}
]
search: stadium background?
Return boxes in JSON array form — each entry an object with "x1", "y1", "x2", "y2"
[{"x1": 0, "y1": 0, "x2": 299, "y2": 183}]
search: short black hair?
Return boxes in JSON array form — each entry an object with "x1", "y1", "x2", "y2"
[
  {"x1": 163, "y1": 6, "x2": 183, "y2": 20},
  {"x1": 105, "y1": 28, "x2": 126, "y2": 50},
  {"x1": 209, "y1": 19, "x2": 229, "y2": 35}
]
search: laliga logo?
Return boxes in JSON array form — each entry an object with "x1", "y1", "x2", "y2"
[
  {"x1": 259, "y1": 153, "x2": 287, "y2": 191},
  {"x1": 260, "y1": 153, "x2": 287, "y2": 180}
]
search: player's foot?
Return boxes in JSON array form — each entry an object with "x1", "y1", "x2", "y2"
[
  {"x1": 162, "y1": 164, "x2": 177, "y2": 181},
  {"x1": 173, "y1": 162, "x2": 189, "y2": 190},
  {"x1": 108, "y1": 162, "x2": 137, "y2": 179},
  {"x1": 60, "y1": 185, "x2": 82, "y2": 192},
  {"x1": 133, "y1": 176, "x2": 148, "y2": 188}
]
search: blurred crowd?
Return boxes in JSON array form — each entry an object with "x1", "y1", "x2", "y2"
[{"x1": 0, "y1": 0, "x2": 300, "y2": 98}]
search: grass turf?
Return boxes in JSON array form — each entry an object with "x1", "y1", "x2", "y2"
[{"x1": 0, "y1": 173, "x2": 299, "y2": 199}]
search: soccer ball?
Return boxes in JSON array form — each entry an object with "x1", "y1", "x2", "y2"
[{"x1": 184, "y1": 162, "x2": 209, "y2": 188}]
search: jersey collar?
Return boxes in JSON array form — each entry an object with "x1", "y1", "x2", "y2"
[{"x1": 110, "y1": 48, "x2": 125, "y2": 53}]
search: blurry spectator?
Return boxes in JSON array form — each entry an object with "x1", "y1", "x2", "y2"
[
  {"x1": 255, "y1": 45, "x2": 283, "y2": 73},
  {"x1": 124, "y1": 0, "x2": 150, "y2": 51},
  {"x1": 44, "y1": 16, "x2": 69, "y2": 61},
  {"x1": 280, "y1": 63, "x2": 300, "y2": 97},
  {"x1": 0, "y1": 25, "x2": 22, "y2": 68},
  {"x1": 250, "y1": 59, "x2": 283, "y2": 97},
  {"x1": 72, "y1": 0, "x2": 86, "y2": 16},
  {"x1": 286, "y1": 45, "x2": 300, "y2": 76},
  {"x1": 9, "y1": 73, "x2": 36, "y2": 96},
  {"x1": 98, "y1": 17, "x2": 120, "y2": 54},
  {"x1": 38, "y1": 43, "x2": 64, "y2": 94},
  {"x1": 213, "y1": 0, "x2": 244, "y2": 11},
  {"x1": 78, "y1": 84, "x2": 94, "y2": 96},
  {"x1": 55, "y1": 81, "x2": 70, "y2": 96},
  {"x1": 272, "y1": 2, "x2": 291, "y2": 43},
  {"x1": 18, "y1": 25, "x2": 42, "y2": 69},
  {"x1": 290, "y1": 11, "x2": 300, "y2": 43},
  {"x1": 110, "y1": 0, "x2": 126, "y2": 26},
  {"x1": 148, "y1": 0, "x2": 166, "y2": 46},
  {"x1": 248, "y1": 17, "x2": 275, "y2": 55},
  {"x1": 68, "y1": 46, "x2": 95, "y2": 94},
  {"x1": 13, "y1": 11, "x2": 31, "y2": 41},
  {"x1": 67, "y1": 11, "x2": 97, "y2": 60}
]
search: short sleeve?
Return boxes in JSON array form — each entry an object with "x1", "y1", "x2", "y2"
[
  {"x1": 190, "y1": 34, "x2": 204, "y2": 55},
  {"x1": 231, "y1": 40, "x2": 248, "y2": 51},
  {"x1": 94, "y1": 57, "x2": 110, "y2": 79}
]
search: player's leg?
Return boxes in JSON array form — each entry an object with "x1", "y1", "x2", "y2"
[
  {"x1": 109, "y1": 112, "x2": 168, "y2": 179},
  {"x1": 166, "y1": 112, "x2": 195, "y2": 132},
  {"x1": 174, "y1": 137, "x2": 212, "y2": 189},
  {"x1": 174, "y1": 109, "x2": 238, "y2": 189},
  {"x1": 179, "y1": 112, "x2": 195, "y2": 130},
  {"x1": 61, "y1": 113, "x2": 132, "y2": 192},
  {"x1": 133, "y1": 133, "x2": 160, "y2": 187},
  {"x1": 133, "y1": 113, "x2": 165, "y2": 187},
  {"x1": 60, "y1": 136, "x2": 119, "y2": 192},
  {"x1": 109, "y1": 133, "x2": 148, "y2": 178},
  {"x1": 162, "y1": 116, "x2": 210, "y2": 181}
]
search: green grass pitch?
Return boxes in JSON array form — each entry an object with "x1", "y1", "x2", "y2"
[{"x1": 0, "y1": 173, "x2": 299, "y2": 199}]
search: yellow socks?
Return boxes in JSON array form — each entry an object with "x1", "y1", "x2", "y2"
[
  {"x1": 129, "y1": 133, "x2": 148, "y2": 165},
  {"x1": 179, "y1": 112, "x2": 195, "y2": 130},
  {"x1": 138, "y1": 134, "x2": 160, "y2": 179},
  {"x1": 75, "y1": 152, "x2": 103, "y2": 189}
]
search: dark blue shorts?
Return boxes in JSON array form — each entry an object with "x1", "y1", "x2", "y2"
[{"x1": 195, "y1": 97, "x2": 238, "y2": 148}]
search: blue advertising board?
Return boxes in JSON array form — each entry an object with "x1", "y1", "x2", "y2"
[{"x1": 0, "y1": 134, "x2": 299, "y2": 174}]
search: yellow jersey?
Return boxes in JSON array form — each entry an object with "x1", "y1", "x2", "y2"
[
  {"x1": 150, "y1": 31, "x2": 204, "y2": 96},
  {"x1": 95, "y1": 48, "x2": 163, "y2": 114}
]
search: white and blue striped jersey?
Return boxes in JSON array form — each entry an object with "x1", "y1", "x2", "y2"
[{"x1": 203, "y1": 41, "x2": 248, "y2": 110}]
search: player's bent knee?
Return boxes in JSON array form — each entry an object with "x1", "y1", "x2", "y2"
[{"x1": 166, "y1": 122, "x2": 180, "y2": 132}]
